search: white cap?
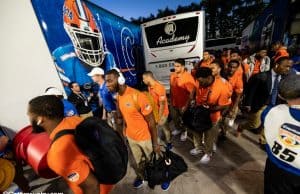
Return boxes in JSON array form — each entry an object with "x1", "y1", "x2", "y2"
[
  {"x1": 87, "y1": 67, "x2": 104, "y2": 76},
  {"x1": 44, "y1": 87, "x2": 63, "y2": 96}
]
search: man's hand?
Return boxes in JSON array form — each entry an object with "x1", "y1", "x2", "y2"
[{"x1": 181, "y1": 106, "x2": 187, "y2": 113}]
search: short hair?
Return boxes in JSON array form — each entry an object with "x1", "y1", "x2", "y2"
[
  {"x1": 28, "y1": 95, "x2": 64, "y2": 119},
  {"x1": 275, "y1": 56, "x2": 290, "y2": 64},
  {"x1": 196, "y1": 67, "x2": 213, "y2": 78},
  {"x1": 174, "y1": 58, "x2": 185, "y2": 66},
  {"x1": 143, "y1": 71, "x2": 154, "y2": 78},
  {"x1": 105, "y1": 69, "x2": 120, "y2": 78},
  {"x1": 68, "y1": 81, "x2": 76, "y2": 89},
  {"x1": 211, "y1": 59, "x2": 223, "y2": 68},
  {"x1": 279, "y1": 74, "x2": 300, "y2": 100},
  {"x1": 230, "y1": 49, "x2": 241, "y2": 56},
  {"x1": 228, "y1": 59, "x2": 240, "y2": 67}
]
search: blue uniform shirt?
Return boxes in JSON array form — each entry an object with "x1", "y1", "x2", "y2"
[{"x1": 99, "y1": 82, "x2": 116, "y2": 112}]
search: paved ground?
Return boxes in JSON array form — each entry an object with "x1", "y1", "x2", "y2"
[{"x1": 7, "y1": 121, "x2": 267, "y2": 194}]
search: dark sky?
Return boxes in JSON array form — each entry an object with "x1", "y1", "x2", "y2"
[{"x1": 90, "y1": 0, "x2": 200, "y2": 20}]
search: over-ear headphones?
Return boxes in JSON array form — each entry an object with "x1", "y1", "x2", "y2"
[
  {"x1": 114, "y1": 68, "x2": 126, "y2": 85},
  {"x1": 37, "y1": 119, "x2": 42, "y2": 125}
]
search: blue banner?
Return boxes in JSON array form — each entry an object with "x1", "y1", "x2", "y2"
[{"x1": 31, "y1": 0, "x2": 141, "y2": 95}]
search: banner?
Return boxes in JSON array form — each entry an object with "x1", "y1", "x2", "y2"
[{"x1": 31, "y1": 0, "x2": 142, "y2": 95}]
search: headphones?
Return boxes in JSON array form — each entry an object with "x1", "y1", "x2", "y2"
[{"x1": 114, "y1": 68, "x2": 126, "y2": 85}]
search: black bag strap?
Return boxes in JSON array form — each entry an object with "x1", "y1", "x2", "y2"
[{"x1": 51, "y1": 129, "x2": 75, "y2": 145}]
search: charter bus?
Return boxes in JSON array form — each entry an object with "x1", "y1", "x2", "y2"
[{"x1": 141, "y1": 11, "x2": 205, "y2": 91}]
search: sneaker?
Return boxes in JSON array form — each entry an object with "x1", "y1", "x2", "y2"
[
  {"x1": 133, "y1": 178, "x2": 144, "y2": 189},
  {"x1": 180, "y1": 131, "x2": 187, "y2": 141},
  {"x1": 161, "y1": 181, "x2": 170, "y2": 191},
  {"x1": 213, "y1": 143, "x2": 217, "y2": 153},
  {"x1": 190, "y1": 148, "x2": 202, "y2": 156},
  {"x1": 172, "y1": 129, "x2": 181, "y2": 136},
  {"x1": 199, "y1": 154, "x2": 211, "y2": 164},
  {"x1": 166, "y1": 142, "x2": 173, "y2": 151}
]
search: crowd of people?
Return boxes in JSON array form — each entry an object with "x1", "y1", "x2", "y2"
[{"x1": 1, "y1": 42, "x2": 300, "y2": 194}]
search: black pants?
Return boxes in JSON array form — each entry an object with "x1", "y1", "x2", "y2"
[{"x1": 264, "y1": 158, "x2": 300, "y2": 194}]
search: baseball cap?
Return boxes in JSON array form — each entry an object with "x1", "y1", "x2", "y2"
[
  {"x1": 87, "y1": 67, "x2": 104, "y2": 76},
  {"x1": 44, "y1": 87, "x2": 63, "y2": 96},
  {"x1": 0, "y1": 158, "x2": 15, "y2": 191}
]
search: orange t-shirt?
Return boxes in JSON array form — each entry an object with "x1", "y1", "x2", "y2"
[
  {"x1": 235, "y1": 63, "x2": 250, "y2": 78},
  {"x1": 170, "y1": 71, "x2": 195, "y2": 108},
  {"x1": 228, "y1": 70, "x2": 243, "y2": 94},
  {"x1": 148, "y1": 81, "x2": 169, "y2": 118},
  {"x1": 48, "y1": 116, "x2": 114, "y2": 194},
  {"x1": 195, "y1": 77, "x2": 232, "y2": 123},
  {"x1": 252, "y1": 60, "x2": 261, "y2": 75},
  {"x1": 118, "y1": 86, "x2": 153, "y2": 141}
]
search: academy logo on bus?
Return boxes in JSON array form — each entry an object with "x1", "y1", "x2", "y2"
[
  {"x1": 279, "y1": 123, "x2": 300, "y2": 147},
  {"x1": 164, "y1": 22, "x2": 176, "y2": 35}
]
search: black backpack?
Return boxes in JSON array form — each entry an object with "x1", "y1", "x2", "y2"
[
  {"x1": 52, "y1": 117, "x2": 128, "y2": 184},
  {"x1": 182, "y1": 105, "x2": 212, "y2": 133}
]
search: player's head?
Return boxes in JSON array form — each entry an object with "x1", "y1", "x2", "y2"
[
  {"x1": 63, "y1": 0, "x2": 104, "y2": 67},
  {"x1": 105, "y1": 69, "x2": 125, "y2": 93},
  {"x1": 27, "y1": 95, "x2": 64, "y2": 133},
  {"x1": 279, "y1": 74, "x2": 300, "y2": 102},
  {"x1": 142, "y1": 71, "x2": 155, "y2": 86}
]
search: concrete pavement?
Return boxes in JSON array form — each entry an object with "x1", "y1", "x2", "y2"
[{"x1": 6, "y1": 124, "x2": 266, "y2": 194}]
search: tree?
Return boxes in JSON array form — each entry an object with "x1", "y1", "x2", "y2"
[{"x1": 130, "y1": 0, "x2": 268, "y2": 39}]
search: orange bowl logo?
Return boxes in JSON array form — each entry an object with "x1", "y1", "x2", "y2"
[{"x1": 279, "y1": 123, "x2": 300, "y2": 147}]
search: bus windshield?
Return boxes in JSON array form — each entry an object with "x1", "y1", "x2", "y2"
[{"x1": 144, "y1": 16, "x2": 199, "y2": 49}]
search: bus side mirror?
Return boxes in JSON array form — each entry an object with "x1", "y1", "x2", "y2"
[{"x1": 170, "y1": 68, "x2": 175, "y2": 72}]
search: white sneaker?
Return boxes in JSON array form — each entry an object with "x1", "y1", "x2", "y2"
[
  {"x1": 199, "y1": 154, "x2": 211, "y2": 164},
  {"x1": 172, "y1": 129, "x2": 181, "y2": 136},
  {"x1": 190, "y1": 148, "x2": 202, "y2": 156},
  {"x1": 213, "y1": 143, "x2": 217, "y2": 153},
  {"x1": 180, "y1": 131, "x2": 188, "y2": 141}
]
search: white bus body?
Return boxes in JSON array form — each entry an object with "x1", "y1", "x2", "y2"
[{"x1": 141, "y1": 11, "x2": 205, "y2": 90}]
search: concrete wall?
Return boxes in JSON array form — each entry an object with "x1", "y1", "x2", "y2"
[{"x1": 0, "y1": 0, "x2": 64, "y2": 132}]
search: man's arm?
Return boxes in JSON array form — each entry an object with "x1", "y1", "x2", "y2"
[
  {"x1": 158, "y1": 100, "x2": 165, "y2": 122},
  {"x1": 145, "y1": 112, "x2": 160, "y2": 153},
  {"x1": 79, "y1": 172, "x2": 100, "y2": 194},
  {"x1": 182, "y1": 87, "x2": 196, "y2": 112},
  {"x1": 229, "y1": 92, "x2": 242, "y2": 117}
]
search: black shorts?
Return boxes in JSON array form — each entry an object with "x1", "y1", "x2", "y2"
[{"x1": 264, "y1": 158, "x2": 300, "y2": 194}]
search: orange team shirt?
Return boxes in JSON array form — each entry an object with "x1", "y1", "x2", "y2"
[
  {"x1": 148, "y1": 81, "x2": 169, "y2": 118},
  {"x1": 195, "y1": 77, "x2": 232, "y2": 123},
  {"x1": 252, "y1": 60, "x2": 261, "y2": 75},
  {"x1": 48, "y1": 116, "x2": 114, "y2": 194},
  {"x1": 236, "y1": 63, "x2": 250, "y2": 78},
  {"x1": 228, "y1": 70, "x2": 243, "y2": 94},
  {"x1": 170, "y1": 71, "x2": 195, "y2": 108},
  {"x1": 118, "y1": 86, "x2": 153, "y2": 141}
]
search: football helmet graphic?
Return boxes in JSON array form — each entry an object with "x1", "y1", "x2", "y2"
[{"x1": 63, "y1": 0, "x2": 104, "y2": 67}]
